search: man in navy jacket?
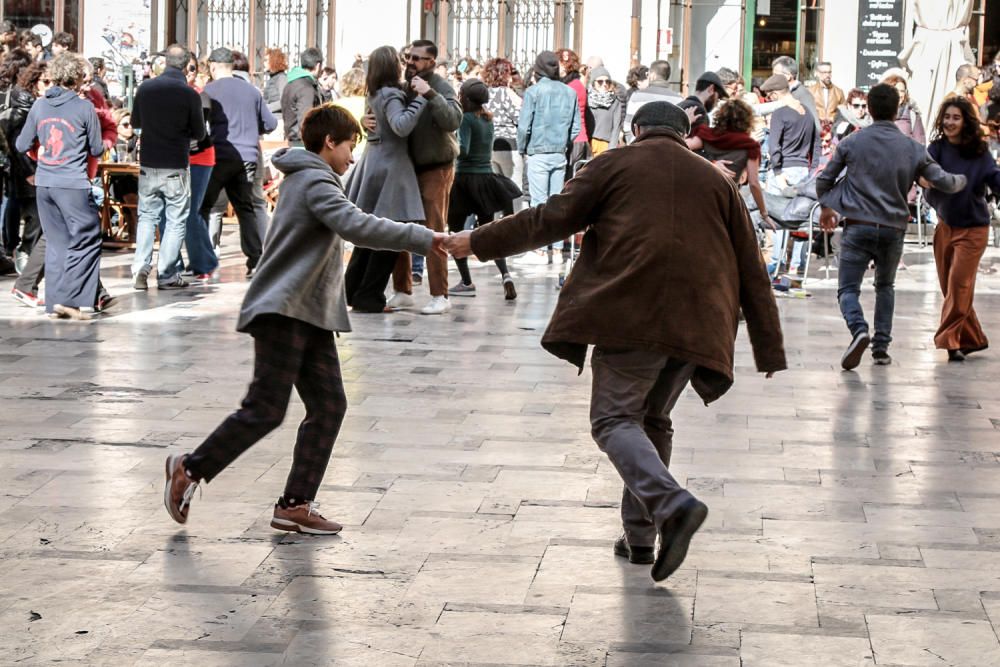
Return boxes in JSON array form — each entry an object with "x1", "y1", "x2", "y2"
[{"x1": 131, "y1": 43, "x2": 205, "y2": 290}]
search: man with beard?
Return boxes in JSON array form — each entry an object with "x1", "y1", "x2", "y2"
[
  {"x1": 384, "y1": 39, "x2": 463, "y2": 316},
  {"x1": 678, "y1": 71, "x2": 729, "y2": 130},
  {"x1": 809, "y1": 61, "x2": 845, "y2": 124}
]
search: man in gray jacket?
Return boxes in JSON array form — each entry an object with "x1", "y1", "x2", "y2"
[
  {"x1": 164, "y1": 105, "x2": 447, "y2": 535},
  {"x1": 818, "y1": 83, "x2": 966, "y2": 370},
  {"x1": 623, "y1": 60, "x2": 682, "y2": 143},
  {"x1": 772, "y1": 56, "x2": 821, "y2": 133}
]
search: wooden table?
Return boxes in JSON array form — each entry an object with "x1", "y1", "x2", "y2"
[{"x1": 98, "y1": 162, "x2": 140, "y2": 248}]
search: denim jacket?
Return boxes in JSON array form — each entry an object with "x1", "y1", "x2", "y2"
[{"x1": 517, "y1": 77, "x2": 580, "y2": 156}]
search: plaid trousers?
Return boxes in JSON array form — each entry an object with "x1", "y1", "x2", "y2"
[{"x1": 186, "y1": 314, "x2": 347, "y2": 502}]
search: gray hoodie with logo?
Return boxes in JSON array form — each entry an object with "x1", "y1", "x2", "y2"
[{"x1": 15, "y1": 86, "x2": 102, "y2": 189}]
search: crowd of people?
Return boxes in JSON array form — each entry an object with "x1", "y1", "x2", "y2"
[
  {"x1": 0, "y1": 24, "x2": 995, "y2": 582},
  {"x1": 0, "y1": 26, "x2": 994, "y2": 351}
]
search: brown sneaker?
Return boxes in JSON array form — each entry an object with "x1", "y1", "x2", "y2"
[
  {"x1": 271, "y1": 501, "x2": 342, "y2": 535},
  {"x1": 163, "y1": 453, "x2": 199, "y2": 524}
]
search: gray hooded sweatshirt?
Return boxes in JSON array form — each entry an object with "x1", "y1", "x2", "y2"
[{"x1": 237, "y1": 148, "x2": 434, "y2": 333}]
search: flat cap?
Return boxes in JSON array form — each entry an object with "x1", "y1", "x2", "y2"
[
  {"x1": 760, "y1": 74, "x2": 790, "y2": 93},
  {"x1": 631, "y1": 100, "x2": 690, "y2": 136}
]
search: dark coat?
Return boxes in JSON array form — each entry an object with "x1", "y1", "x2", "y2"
[
  {"x1": 4, "y1": 86, "x2": 36, "y2": 196},
  {"x1": 470, "y1": 127, "x2": 786, "y2": 403},
  {"x1": 281, "y1": 71, "x2": 321, "y2": 143},
  {"x1": 263, "y1": 70, "x2": 287, "y2": 113}
]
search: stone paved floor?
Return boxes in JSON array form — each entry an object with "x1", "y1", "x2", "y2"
[{"x1": 3, "y1": 233, "x2": 1000, "y2": 666}]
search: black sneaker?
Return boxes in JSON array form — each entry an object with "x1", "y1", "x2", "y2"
[
  {"x1": 872, "y1": 350, "x2": 892, "y2": 365},
  {"x1": 652, "y1": 497, "x2": 708, "y2": 582},
  {"x1": 841, "y1": 331, "x2": 870, "y2": 370},
  {"x1": 947, "y1": 349, "x2": 965, "y2": 362},
  {"x1": 613, "y1": 535, "x2": 654, "y2": 564}
]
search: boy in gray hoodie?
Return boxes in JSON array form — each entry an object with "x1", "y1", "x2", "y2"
[{"x1": 164, "y1": 105, "x2": 448, "y2": 535}]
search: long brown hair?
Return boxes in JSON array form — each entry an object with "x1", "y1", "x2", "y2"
[
  {"x1": 932, "y1": 97, "x2": 988, "y2": 158},
  {"x1": 460, "y1": 93, "x2": 492, "y2": 121},
  {"x1": 365, "y1": 46, "x2": 402, "y2": 96},
  {"x1": 481, "y1": 58, "x2": 513, "y2": 88}
]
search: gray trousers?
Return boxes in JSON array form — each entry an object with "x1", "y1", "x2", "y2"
[{"x1": 590, "y1": 347, "x2": 696, "y2": 547}]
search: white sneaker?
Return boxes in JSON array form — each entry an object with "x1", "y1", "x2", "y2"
[
  {"x1": 420, "y1": 295, "x2": 451, "y2": 315},
  {"x1": 386, "y1": 292, "x2": 415, "y2": 310}
]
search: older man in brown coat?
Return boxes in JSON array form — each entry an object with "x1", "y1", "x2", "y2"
[{"x1": 447, "y1": 101, "x2": 786, "y2": 582}]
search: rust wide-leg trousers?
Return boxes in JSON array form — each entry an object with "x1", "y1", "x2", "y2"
[{"x1": 933, "y1": 222, "x2": 989, "y2": 352}]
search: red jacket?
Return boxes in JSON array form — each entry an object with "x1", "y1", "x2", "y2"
[{"x1": 86, "y1": 87, "x2": 116, "y2": 178}]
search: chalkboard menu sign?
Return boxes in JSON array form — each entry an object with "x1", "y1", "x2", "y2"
[{"x1": 855, "y1": 0, "x2": 905, "y2": 88}]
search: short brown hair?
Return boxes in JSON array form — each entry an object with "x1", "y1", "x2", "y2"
[
  {"x1": 713, "y1": 98, "x2": 754, "y2": 135},
  {"x1": 846, "y1": 88, "x2": 867, "y2": 106},
  {"x1": 53, "y1": 32, "x2": 75, "y2": 49},
  {"x1": 301, "y1": 103, "x2": 362, "y2": 153},
  {"x1": 47, "y1": 52, "x2": 84, "y2": 88}
]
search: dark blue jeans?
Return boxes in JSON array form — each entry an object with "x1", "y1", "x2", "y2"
[{"x1": 837, "y1": 223, "x2": 905, "y2": 352}]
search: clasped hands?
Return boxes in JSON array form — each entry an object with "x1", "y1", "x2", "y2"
[{"x1": 430, "y1": 231, "x2": 473, "y2": 259}]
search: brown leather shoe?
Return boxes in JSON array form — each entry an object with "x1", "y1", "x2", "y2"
[
  {"x1": 163, "y1": 453, "x2": 199, "y2": 524},
  {"x1": 271, "y1": 501, "x2": 342, "y2": 535}
]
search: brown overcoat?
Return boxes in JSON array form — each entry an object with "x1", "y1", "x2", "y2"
[{"x1": 470, "y1": 128, "x2": 786, "y2": 404}]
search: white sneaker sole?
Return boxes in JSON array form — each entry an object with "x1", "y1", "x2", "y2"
[
  {"x1": 270, "y1": 517, "x2": 342, "y2": 535},
  {"x1": 386, "y1": 296, "x2": 415, "y2": 310}
]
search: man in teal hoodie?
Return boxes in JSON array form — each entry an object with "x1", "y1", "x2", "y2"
[{"x1": 281, "y1": 47, "x2": 324, "y2": 145}]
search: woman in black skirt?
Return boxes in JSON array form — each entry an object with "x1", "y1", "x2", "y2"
[{"x1": 447, "y1": 78, "x2": 521, "y2": 300}]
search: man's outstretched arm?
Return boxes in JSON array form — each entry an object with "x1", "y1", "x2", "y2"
[{"x1": 453, "y1": 160, "x2": 604, "y2": 260}]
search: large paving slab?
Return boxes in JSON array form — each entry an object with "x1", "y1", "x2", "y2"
[{"x1": 2, "y1": 233, "x2": 1000, "y2": 664}]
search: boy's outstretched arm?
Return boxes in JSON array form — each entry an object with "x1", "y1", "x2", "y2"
[{"x1": 307, "y1": 176, "x2": 445, "y2": 256}]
